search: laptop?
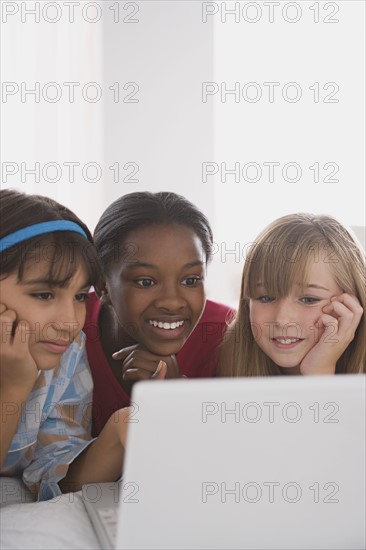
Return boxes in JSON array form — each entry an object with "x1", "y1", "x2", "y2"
[{"x1": 82, "y1": 375, "x2": 366, "y2": 550}]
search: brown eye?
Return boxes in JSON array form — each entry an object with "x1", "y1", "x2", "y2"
[
  {"x1": 75, "y1": 293, "x2": 90, "y2": 302},
  {"x1": 31, "y1": 292, "x2": 53, "y2": 301},
  {"x1": 182, "y1": 277, "x2": 202, "y2": 287},
  {"x1": 136, "y1": 279, "x2": 154, "y2": 288}
]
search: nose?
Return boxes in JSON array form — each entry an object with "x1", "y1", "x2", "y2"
[
  {"x1": 153, "y1": 282, "x2": 186, "y2": 312},
  {"x1": 51, "y1": 300, "x2": 82, "y2": 340},
  {"x1": 273, "y1": 298, "x2": 296, "y2": 327}
]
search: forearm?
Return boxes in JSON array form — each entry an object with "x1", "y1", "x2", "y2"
[
  {"x1": 59, "y1": 408, "x2": 130, "y2": 493},
  {"x1": 0, "y1": 388, "x2": 31, "y2": 468}
]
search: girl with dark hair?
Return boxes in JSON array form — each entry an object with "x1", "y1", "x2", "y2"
[
  {"x1": 0, "y1": 190, "x2": 131, "y2": 501},
  {"x1": 84, "y1": 191, "x2": 234, "y2": 435}
]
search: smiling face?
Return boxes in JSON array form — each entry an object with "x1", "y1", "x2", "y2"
[
  {"x1": 104, "y1": 224, "x2": 207, "y2": 356},
  {"x1": 249, "y1": 257, "x2": 343, "y2": 374},
  {"x1": 0, "y1": 261, "x2": 90, "y2": 370}
]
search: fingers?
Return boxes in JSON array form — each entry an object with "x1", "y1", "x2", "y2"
[
  {"x1": 151, "y1": 361, "x2": 168, "y2": 380},
  {"x1": 0, "y1": 307, "x2": 17, "y2": 344},
  {"x1": 1, "y1": 319, "x2": 31, "y2": 359},
  {"x1": 315, "y1": 314, "x2": 339, "y2": 343},
  {"x1": 322, "y1": 293, "x2": 363, "y2": 341},
  {"x1": 112, "y1": 345, "x2": 156, "y2": 380},
  {"x1": 300, "y1": 293, "x2": 363, "y2": 376},
  {"x1": 112, "y1": 344, "x2": 140, "y2": 361},
  {"x1": 112, "y1": 345, "x2": 165, "y2": 363},
  {"x1": 121, "y1": 353, "x2": 164, "y2": 377},
  {"x1": 122, "y1": 361, "x2": 168, "y2": 381},
  {"x1": 113, "y1": 345, "x2": 181, "y2": 381},
  {"x1": 13, "y1": 320, "x2": 31, "y2": 349},
  {"x1": 323, "y1": 293, "x2": 363, "y2": 318},
  {"x1": 122, "y1": 368, "x2": 156, "y2": 381},
  {"x1": 0, "y1": 307, "x2": 17, "y2": 324}
]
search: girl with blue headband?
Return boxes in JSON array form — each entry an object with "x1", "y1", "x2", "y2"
[{"x1": 0, "y1": 189, "x2": 132, "y2": 502}]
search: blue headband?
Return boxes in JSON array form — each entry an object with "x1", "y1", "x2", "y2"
[{"x1": 0, "y1": 221, "x2": 88, "y2": 253}]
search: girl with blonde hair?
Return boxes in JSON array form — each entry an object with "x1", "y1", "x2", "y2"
[{"x1": 219, "y1": 213, "x2": 365, "y2": 376}]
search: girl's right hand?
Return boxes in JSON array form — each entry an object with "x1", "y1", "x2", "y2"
[
  {"x1": 0, "y1": 303, "x2": 39, "y2": 392},
  {"x1": 112, "y1": 345, "x2": 179, "y2": 382}
]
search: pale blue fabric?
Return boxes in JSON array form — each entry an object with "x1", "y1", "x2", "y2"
[{"x1": 1, "y1": 332, "x2": 94, "y2": 501}]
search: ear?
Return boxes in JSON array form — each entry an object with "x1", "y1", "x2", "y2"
[{"x1": 96, "y1": 281, "x2": 111, "y2": 305}]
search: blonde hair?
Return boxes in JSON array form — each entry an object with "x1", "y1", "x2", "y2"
[{"x1": 219, "y1": 213, "x2": 366, "y2": 376}]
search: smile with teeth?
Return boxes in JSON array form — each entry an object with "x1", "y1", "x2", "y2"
[
  {"x1": 272, "y1": 337, "x2": 301, "y2": 344},
  {"x1": 149, "y1": 320, "x2": 185, "y2": 330}
]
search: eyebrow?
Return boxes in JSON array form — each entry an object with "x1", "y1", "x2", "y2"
[
  {"x1": 305, "y1": 284, "x2": 330, "y2": 291},
  {"x1": 255, "y1": 282, "x2": 330, "y2": 291},
  {"x1": 19, "y1": 278, "x2": 91, "y2": 289},
  {"x1": 124, "y1": 260, "x2": 205, "y2": 270}
]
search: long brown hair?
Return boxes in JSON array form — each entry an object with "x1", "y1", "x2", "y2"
[{"x1": 219, "y1": 213, "x2": 365, "y2": 376}]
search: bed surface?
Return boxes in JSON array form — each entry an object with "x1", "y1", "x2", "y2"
[{"x1": 0, "y1": 478, "x2": 100, "y2": 550}]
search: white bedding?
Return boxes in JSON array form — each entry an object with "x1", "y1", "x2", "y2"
[{"x1": 0, "y1": 480, "x2": 101, "y2": 550}]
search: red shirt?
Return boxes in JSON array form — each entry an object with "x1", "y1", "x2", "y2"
[{"x1": 83, "y1": 293, "x2": 234, "y2": 435}]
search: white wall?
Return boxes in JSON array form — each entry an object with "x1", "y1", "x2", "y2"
[
  {"x1": 1, "y1": 1, "x2": 105, "y2": 229},
  {"x1": 102, "y1": 1, "x2": 214, "y2": 208},
  {"x1": 210, "y1": 0, "x2": 366, "y2": 305},
  {"x1": 1, "y1": 1, "x2": 365, "y2": 308}
]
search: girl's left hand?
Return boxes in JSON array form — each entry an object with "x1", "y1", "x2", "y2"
[{"x1": 300, "y1": 293, "x2": 363, "y2": 375}]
